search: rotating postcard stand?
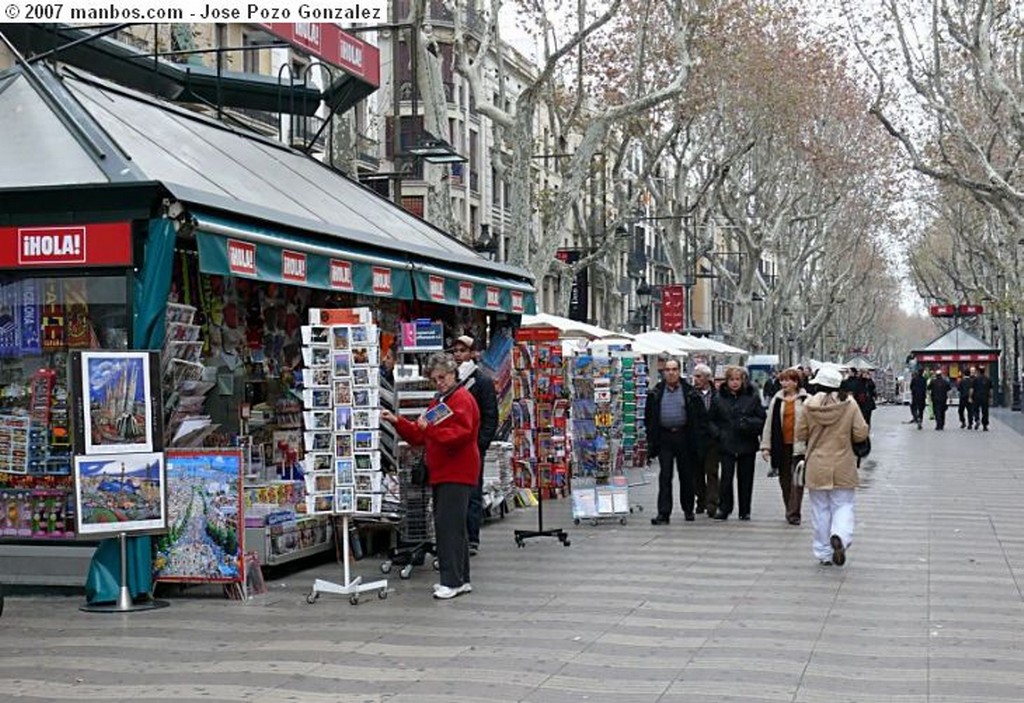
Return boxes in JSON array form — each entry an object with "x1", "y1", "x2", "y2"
[
  {"x1": 513, "y1": 461, "x2": 570, "y2": 548},
  {"x1": 80, "y1": 532, "x2": 170, "y2": 613},
  {"x1": 306, "y1": 515, "x2": 388, "y2": 606}
]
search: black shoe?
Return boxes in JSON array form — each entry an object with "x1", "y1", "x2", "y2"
[
  {"x1": 696, "y1": 504, "x2": 706, "y2": 515},
  {"x1": 961, "y1": 423, "x2": 966, "y2": 428},
  {"x1": 830, "y1": 534, "x2": 846, "y2": 566},
  {"x1": 712, "y1": 511, "x2": 728, "y2": 521},
  {"x1": 739, "y1": 514, "x2": 750, "y2": 521},
  {"x1": 787, "y1": 517, "x2": 801, "y2": 525},
  {"x1": 651, "y1": 515, "x2": 670, "y2": 525},
  {"x1": 684, "y1": 513, "x2": 695, "y2": 522},
  {"x1": 983, "y1": 426, "x2": 989, "y2": 431}
]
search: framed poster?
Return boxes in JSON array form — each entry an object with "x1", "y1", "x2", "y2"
[
  {"x1": 75, "y1": 350, "x2": 161, "y2": 456},
  {"x1": 73, "y1": 452, "x2": 167, "y2": 536},
  {"x1": 154, "y1": 449, "x2": 244, "y2": 583}
]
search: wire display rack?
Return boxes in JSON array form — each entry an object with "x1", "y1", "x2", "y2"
[{"x1": 379, "y1": 453, "x2": 437, "y2": 580}]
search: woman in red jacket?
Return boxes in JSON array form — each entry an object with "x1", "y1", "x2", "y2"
[{"x1": 381, "y1": 354, "x2": 480, "y2": 599}]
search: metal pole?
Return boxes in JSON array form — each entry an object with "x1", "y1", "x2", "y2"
[{"x1": 1013, "y1": 317, "x2": 1021, "y2": 411}]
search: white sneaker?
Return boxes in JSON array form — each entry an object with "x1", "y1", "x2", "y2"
[
  {"x1": 456, "y1": 583, "x2": 472, "y2": 595},
  {"x1": 433, "y1": 585, "x2": 462, "y2": 600}
]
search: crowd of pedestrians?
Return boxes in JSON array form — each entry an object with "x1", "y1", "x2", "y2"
[
  {"x1": 908, "y1": 365, "x2": 991, "y2": 431},
  {"x1": 645, "y1": 360, "x2": 872, "y2": 568}
]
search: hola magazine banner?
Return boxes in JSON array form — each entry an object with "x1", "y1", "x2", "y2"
[{"x1": 154, "y1": 449, "x2": 244, "y2": 583}]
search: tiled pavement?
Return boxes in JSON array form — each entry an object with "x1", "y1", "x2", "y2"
[{"x1": 1, "y1": 404, "x2": 1023, "y2": 702}]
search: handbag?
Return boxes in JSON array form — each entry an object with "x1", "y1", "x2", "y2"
[
  {"x1": 793, "y1": 458, "x2": 806, "y2": 488},
  {"x1": 852, "y1": 437, "x2": 871, "y2": 459}
]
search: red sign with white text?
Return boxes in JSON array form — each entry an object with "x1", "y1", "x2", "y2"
[
  {"x1": 516, "y1": 326, "x2": 560, "y2": 342},
  {"x1": 458, "y1": 281, "x2": 474, "y2": 306},
  {"x1": 227, "y1": 239, "x2": 257, "y2": 276},
  {"x1": 281, "y1": 250, "x2": 307, "y2": 283},
  {"x1": 259, "y1": 23, "x2": 380, "y2": 87},
  {"x1": 485, "y1": 286, "x2": 501, "y2": 310},
  {"x1": 660, "y1": 284, "x2": 685, "y2": 332},
  {"x1": 511, "y1": 291, "x2": 525, "y2": 314},
  {"x1": 371, "y1": 267, "x2": 393, "y2": 295},
  {"x1": 0, "y1": 222, "x2": 132, "y2": 268},
  {"x1": 428, "y1": 275, "x2": 446, "y2": 302},
  {"x1": 330, "y1": 259, "x2": 353, "y2": 290}
]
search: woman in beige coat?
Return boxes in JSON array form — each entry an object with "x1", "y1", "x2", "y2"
[{"x1": 795, "y1": 365, "x2": 870, "y2": 566}]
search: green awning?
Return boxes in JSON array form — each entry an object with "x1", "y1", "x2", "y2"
[
  {"x1": 194, "y1": 214, "x2": 414, "y2": 299},
  {"x1": 411, "y1": 266, "x2": 536, "y2": 315}
]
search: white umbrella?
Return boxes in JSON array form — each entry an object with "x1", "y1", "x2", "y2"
[
  {"x1": 677, "y1": 334, "x2": 749, "y2": 355},
  {"x1": 590, "y1": 336, "x2": 667, "y2": 356},
  {"x1": 631, "y1": 330, "x2": 694, "y2": 356},
  {"x1": 520, "y1": 312, "x2": 621, "y2": 340}
]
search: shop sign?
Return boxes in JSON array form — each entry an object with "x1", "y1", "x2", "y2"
[
  {"x1": 919, "y1": 353, "x2": 998, "y2": 362},
  {"x1": 428, "y1": 275, "x2": 446, "y2": 302},
  {"x1": 227, "y1": 239, "x2": 257, "y2": 276},
  {"x1": 458, "y1": 281, "x2": 474, "y2": 306},
  {"x1": 330, "y1": 259, "x2": 354, "y2": 290},
  {"x1": 258, "y1": 23, "x2": 380, "y2": 86},
  {"x1": 20, "y1": 280, "x2": 40, "y2": 354},
  {"x1": 511, "y1": 291, "x2": 525, "y2": 314},
  {"x1": 371, "y1": 267, "x2": 393, "y2": 295},
  {"x1": 516, "y1": 326, "x2": 559, "y2": 342},
  {"x1": 400, "y1": 319, "x2": 445, "y2": 351},
  {"x1": 0, "y1": 222, "x2": 133, "y2": 268},
  {"x1": 486, "y1": 286, "x2": 501, "y2": 310},
  {"x1": 281, "y1": 250, "x2": 307, "y2": 283},
  {"x1": 661, "y1": 285, "x2": 685, "y2": 332}
]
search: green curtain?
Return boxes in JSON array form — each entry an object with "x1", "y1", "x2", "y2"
[{"x1": 85, "y1": 218, "x2": 175, "y2": 603}]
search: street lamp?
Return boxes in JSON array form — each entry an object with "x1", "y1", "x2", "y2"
[
  {"x1": 1013, "y1": 315, "x2": 1021, "y2": 412},
  {"x1": 636, "y1": 278, "x2": 653, "y2": 333}
]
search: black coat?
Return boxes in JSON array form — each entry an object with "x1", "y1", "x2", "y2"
[
  {"x1": 645, "y1": 379, "x2": 709, "y2": 460},
  {"x1": 910, "y1": 374, "x2": 927, "y2": 402},
  {"x1": 929, "y1": 375, "x2": 950, "y2": 405},
  {"x1": 708, "y1": 383, "x2": 766, "y2": 456},
  {"x1": 972, "y1": 374, "x2": 993, "y2": 403},
  {"x1": 466, "y1": 368, "x2": 498, "y2": 451}
]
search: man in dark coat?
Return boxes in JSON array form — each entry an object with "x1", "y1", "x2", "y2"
[
  {"x1": 645, "y1": 357, "x2": 708, "y2": 524},
  {"x1": 957, "y1": 370, "x2": 974, "y2": 429},
  {"x1": 970, "y1": 366, "x2": 993, "y2": 431},
  {"x1": 928, "y1": 369, "x2": 951, "y2": 431},
  {"x1": 910, "y1": 369, "x2": 927, "y2": 429},
  {"x1": 453, "y1": 335, "x2": 498, "y2": 554}
]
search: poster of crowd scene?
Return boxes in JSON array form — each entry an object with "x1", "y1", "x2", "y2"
[
  {"x1": 154, "y1": 450, "x2": 244, "y2": 583},
  {"x1": 73, "y1": 452, "x2": 166, "y2": 536},
  {"x1": 80, "y1": 351, "x2": 157, "y2": 455}
]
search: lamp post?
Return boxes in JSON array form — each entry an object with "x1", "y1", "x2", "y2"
[
  {"x1": 1013, "y1": 315, "x2": 1021, "y2": 411},
  {"x1": 636, "y1": 278, "x2": 652, "y2": 333}
]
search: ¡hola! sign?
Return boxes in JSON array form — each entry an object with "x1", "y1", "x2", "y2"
[{"x1": 0, "y1": 223, "x2": 133, "y2": 268}]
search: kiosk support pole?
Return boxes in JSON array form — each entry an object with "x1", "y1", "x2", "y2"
[{"x1": 80, "y1": 533, "x2": 170, "y2": 613}]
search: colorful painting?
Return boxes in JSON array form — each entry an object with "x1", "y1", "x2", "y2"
[
  {"x1": 81, "y1": 351, "x2": 155, "y2": 455},
  {"x1": 74, "y1": 452, "x2": 166, "y2": 536},
  {"x1": 154, "y1": 449, "x2": 244, "y2": 583}
]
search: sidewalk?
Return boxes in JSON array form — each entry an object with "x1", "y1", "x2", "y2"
[{"x1": 0, "y1": 405, "x2": 1022, "y2": 702}]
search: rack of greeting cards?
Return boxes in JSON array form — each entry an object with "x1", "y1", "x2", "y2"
[
  {"x1": 569, "y1": 352, "x2": 630, "y2": 526},
  {"x1": 301, "y1": 307, "x2": 389, "y2": 606},
  {"x1": 510, "y1": 326, "x2": 570, "y2": 547}
]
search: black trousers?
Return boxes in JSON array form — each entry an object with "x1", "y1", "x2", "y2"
[
  {"x1": 719, "y1": 452, "x2": 755, "y2": 517},
  {"x1": 934, "y1": 401, "x2": 948, "y2": 429},
  {"x1": 911, "y1": 399, "x2": 925, "y2": 423},
  {"x1": 970, "y1": 401, "x2": 989, "y2": 428},
  {"x1": 433, "y1": 483, "x2": 473, "y2": 588},
  {"x1": 656, "y1": 430, "x2": 695, "y2": 518},
  {"x1": 465, "y1": 446, "x2": 487, "y2": 546},
  {"x1": 958, "y1": 400, "x2": 972, "y2": 426}
]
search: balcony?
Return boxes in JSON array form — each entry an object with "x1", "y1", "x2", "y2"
[{"x1": 356, "y1": 133, "x2": 380, "y2": 169}]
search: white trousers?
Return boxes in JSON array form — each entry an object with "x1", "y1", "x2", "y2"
[{"x1": 809, "y1": 488, "x2": 856, "y2": 561}]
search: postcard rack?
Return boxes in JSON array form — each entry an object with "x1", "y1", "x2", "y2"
[
  {"x1": 301, "y1": 307, "x2": 388, "y2": 606},
  {"x1": 510, "y1": 327, "x2": 570, "y2": 548}
]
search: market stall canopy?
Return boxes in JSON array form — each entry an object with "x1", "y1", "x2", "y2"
[
  {"x1": 677, "y1": 334, "x2": 748, "y2": 355},
  {"x1": 631, "y1": 331, "x2": 693, "y2": 356},
  {"x1": 0, "y1": 63, "x2": 535, "y2": 314},
  {"x1": 910, "y1": 326, "x2": 1000, "y2": 363},
  {"x1": 843, "y1": 356, "x2": 876, "y2": 371},
  {"x1": 520, "y1": 313, "x2": 621, "y2": 340},
  {"x1": 590, "y1": 336, "x2": 668, "y2": 356}
]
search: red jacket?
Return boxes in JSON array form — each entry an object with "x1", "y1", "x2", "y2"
[{"x1": 394, "y1": 385, "x2": 480, "y2": 486}]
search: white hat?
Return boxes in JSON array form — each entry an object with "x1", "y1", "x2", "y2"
[
  {"x1": 453, "y1": 335, "x2": 475, "y2": 350},
  {"x1": 811, "y1": 365, "x2": 843, "y2": 390}
]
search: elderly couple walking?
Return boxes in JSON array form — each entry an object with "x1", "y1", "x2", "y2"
[{"x1": 646, "y1": 361, "x2": 869, "y2": 567}]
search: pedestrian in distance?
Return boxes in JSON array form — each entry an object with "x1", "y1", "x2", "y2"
[
  {"x1": 909, "y1": 369, "x2": 927, "y2": 429},
  {"x1": 929, "y1": 369, "x2": 951, "y2": 431},
  {"x1": 645, "y1": 357, "x2": 708, "y2": 524},
  {"x1": 760, "y1": 367, "x2": 808, "y2": 525},
  {"x1": 451, "y1": 335, "x2": 498, "y2": 557},
  {"x1": 970, "y1": 366, "x2": 993, "y2": 431},
  {"x1": 690, "y1": 364, "x2": 719, "y2": 517},
  {"x1": 957, "y1": 369, "x2": 974, "y2": 429},
  {"x1": 795, "y1": 365, "x2": 870, "y2": 567},
  {"x1": 709, "y1": 365, "x2": 766, "y2": 521},
  {"x1": 381, "y1": 353, "x2": 480, "y2": 600}
]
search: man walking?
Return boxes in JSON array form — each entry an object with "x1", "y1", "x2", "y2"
[
  {"x1": 970, "y1": 366, "x2": 993, "y2": 431},
  {"x1": 958, "y1": 369, "x2": 974, "y2": 429},
  {"x1": 929, "y1": 369, "x2": 951, "y2": 431},
  {"x1": 645, "y1": 358, "x2": 706, "y2": 524},
  {"x1": 910, "y1": 369, "x2": 927, "y2": 429},
  {"x1": 690, "y1": 364, "x2": 718, "y2": 517},
  {"x1": 452, "y1": 335, "x2": 498, "y2": 555}
]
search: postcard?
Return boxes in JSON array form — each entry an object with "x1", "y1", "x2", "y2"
[
  {"x1": 353, "y1": 430, "x2": 378, "y2": 451},
  {"x1": 304, "y1": 431, "x2": 333, "y2": 453},
  {"x1": 335, "y1": 406, "x2": 352, "y2": 431},
  {"x1": 335, "y1": 458, "x2": 354, "y2": 485},
  {"x1": 301, "y1": 346, "x2": 332, "y2": 368},
  {"x1": 333, "y1": 380, "x2": 352, "y2": 405},
  {"x1": 353, "y1": 452, "x2": 380, "y2": 471},
  {"x1": 333, "y1": 351, "x2": 351, "y2": 378},
  {"x1": 302, "y1": 388, "x2": 332, "y2": 409},
  {"x1": 331, "y1": 326, "x2": 350, "y2": 350},
  {"x1": 352, "y1": 367, "x2": 379, "y2": 387},
  {"x1": 301, "y1": 326, "x2": 330, "y2": 345},
  {"x1": 352, "y1": 387, "x2": 379, "y2": 408},
  {"x1": 351, "y1": 346, "x2": 379, "y2": 367},
  {"x1": 306, "y1": 452, "x2": 333, "y2": 473},
  {"x1": 303, "y1": 410, "x2": 332, "y2": 431},
  {"x1": 335, "y1": 486, "x2": 354, "y2": 513},
  {"x1": 352, "y1": 409, "x2": 380, "y2": 429},
  {"x1": 335, "y1": 432, "x2": 353, "y2": 457},
  {"x1": 422, "y1": 402, "x2": 453, "y2": 426}
]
